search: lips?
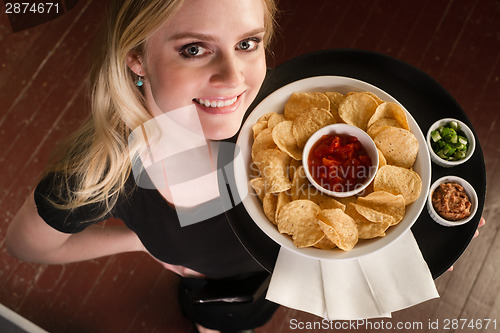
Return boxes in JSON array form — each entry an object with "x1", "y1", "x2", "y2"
[
  {"x1": 193, "y1": 93, "x2": 244, "y2": 115},
  {"x1": 195, "y1": 96, "x2": 238, "y2": 108}
]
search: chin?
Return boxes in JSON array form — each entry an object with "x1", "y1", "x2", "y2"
[
  {"x1": 199, "y1": 109, "x2": 246, "y2": 141},
  {"x1": 204, "y1": 123, "x2": 240, "y2": 140}
]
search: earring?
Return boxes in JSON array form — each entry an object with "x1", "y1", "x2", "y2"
[{"x1": 136, "y1": 75, "x2": 144, "y2": 87}]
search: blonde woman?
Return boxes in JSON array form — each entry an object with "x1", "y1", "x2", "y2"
[{"x1": 7, "y1": 0, "x2": 279, "y2": 331}]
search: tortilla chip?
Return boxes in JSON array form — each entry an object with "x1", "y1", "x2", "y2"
[
  {"x1": 300, "y1": 186, "x2": 346, "y2": 211},
  {"x1": 373, "y1": 165, "x2": 422, "y2": 205},
  {"x1": 338, "y1": 92, "x2": 378, "y2": 131},
  {"x1": 324, "y1": 91, "x2": 345, "y2": 123},
  {"x1": 292, "y1": 108, "x2": 335, "y2": 148},
  {"x1": 252, "y1": 112, "x2": 274, "y2": 139},
  {"x1": 313, "y1": 236, "x2": 337, "y2": 249},
  {"x1": 251, "y1": 128, "x2": 276, "y2": 161},
  {"x1": 254, "y1": 149, "x2": 292, "y2": 193},
  {"x1": 356, "y1": 191, "x2": 405, "y2": 225},
  {"x1": 367, "y1": 102, "x2": 410, "y2": 131},
  {"x1": 345, "y1": 203, "x2": 391, "y2": 239},
  {"x1": 290, "y1": 166, "x2": 309, "y2": 200},
  {"x1": 288, "y1": 158, "x2": 303, "y2": 181},
  {"x1": 275, "y1": 191, "x2": 292, "y2": 222},
  {"x1": 367, "y1": 119, "x2": 402, "y2": 138},
  {"x1": 249, "y1": 177, "x2": 266, "y2": 202},
  {"x1": 272, "y1": 120, "x2": 303, "y2": 160},
  {"x1": 377, "y1": 148, "x2": 387, "y2": 169},
  {"x1": 373, "y1": 126, "x2": 419, "y2": 168},
  {"x1": 263, "y1": 192, "x2": 278, "y2": 224},
  {"x1": 284, "y1": 92, "x2": 330, "y2": 120},
  {"x1": 316, "y1": 208, "x2": 358, "y2": 251},
  {"x1": 276, "y1": 200, "x2": 323, "y2": 247},
  {"x1": 352, "y1": 203, "x2": 395, "y2": 225},
  {"x1": 268, "y1": 113, "x2": 286, "y2": 131}
]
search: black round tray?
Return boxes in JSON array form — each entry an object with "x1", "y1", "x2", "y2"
[{"x1": 221, "y1": 49, "x2": 486, "y2": 279}]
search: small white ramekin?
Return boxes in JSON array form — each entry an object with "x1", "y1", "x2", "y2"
[
  {"x1": 427, "y1": 176, "x2": 478, "y2": 227},
  {"x1": 302, "y1": 124, "x2": 379, "y2": 197},
  {"x1": 426, "y1": 118, "x2": 476, "y2": 168}
]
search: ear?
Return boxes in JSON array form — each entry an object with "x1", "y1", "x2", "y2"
[{"x1": 126, "y1": 51, "x2": 145, "y2": 76}]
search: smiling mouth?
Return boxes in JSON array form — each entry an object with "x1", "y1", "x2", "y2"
[{"x1": 193, "y1": 96, "x2": 238, "y2": 108}]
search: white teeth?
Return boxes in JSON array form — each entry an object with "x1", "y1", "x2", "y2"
[{"x1": 196, "y1": 97, "x2": 238, "y2": 108}]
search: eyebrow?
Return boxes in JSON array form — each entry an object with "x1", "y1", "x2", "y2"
[{"x1": 168, "y1": 28, "x2": 266, "y2": 43}]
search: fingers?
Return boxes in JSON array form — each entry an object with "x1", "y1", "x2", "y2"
[
  {"x1": 159, "y1": 262, "x2": 206, "y2": 278},
  {"x1": 473, "y1": 216, "x2": 486, "y2": 239},
  {"x1": 181, "y1": 267, "x2": 207, "y2": 278},
  {"x1": 446, "y1": 217, "x2": 485, "y2": 274},
  {"x1": 196, "y1": 323, "x2": 221, "y2": 333}
]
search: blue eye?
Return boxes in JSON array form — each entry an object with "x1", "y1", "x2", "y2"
[
  {"x1": 180, "y1": 44, "x2": 210, "y2": 58},
  {"x1": 239, "y1": 40, "x2": 253, "y2": 50},
  {"x1": 186, "y1": 46, "x2": 200, "y2": 55},
  {"x1": 237, "y1": 38, "x2": 261, "y2": 51}
]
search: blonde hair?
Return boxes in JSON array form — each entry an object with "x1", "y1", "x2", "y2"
[{"x1": 44, "y1": 0, "x2": 278, "y2": 219}]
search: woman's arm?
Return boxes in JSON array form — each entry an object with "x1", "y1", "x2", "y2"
[{"x1": 6, "y1": 191, "x2": 145, "y2": 264}]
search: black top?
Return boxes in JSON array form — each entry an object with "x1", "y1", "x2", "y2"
[{"x1": 34, "y1": 172, "x2": 264, "y2": 279}]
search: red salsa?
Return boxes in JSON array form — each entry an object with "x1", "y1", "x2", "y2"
[{"x1": 308, "y1": 134, "x2": 372, "y2": 192}]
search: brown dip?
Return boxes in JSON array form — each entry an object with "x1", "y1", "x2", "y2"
[{"x1": 432, "y1": 182, "x2": 472, "y2": 221}]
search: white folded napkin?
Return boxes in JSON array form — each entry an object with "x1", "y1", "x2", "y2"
[{"x1": 266, "y1": 231, "x2": 439, "y2": 320}]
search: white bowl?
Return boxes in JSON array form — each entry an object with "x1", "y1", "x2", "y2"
[
  {"x1": 427, "y1": 176, "x2": 478, "y2": 227},
  {"x1": 301, "y1": 124, "x2": 379, "y2": 197},
  {"x1": 234, "y1": 76, "x2": 431, "y2": 260},
  {"x1": 426, "y1": 118, "x2": 476, "y2": 168}
]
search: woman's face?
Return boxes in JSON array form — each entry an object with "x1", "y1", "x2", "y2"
[{"x1": 132, "y1": 0, "x2": 268, "y2": 140}]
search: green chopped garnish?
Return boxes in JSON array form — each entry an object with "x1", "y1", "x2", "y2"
[
  {"x1": 430, "y1": 121, "x2": 469, "y2": 161},
  {"x1": 430, "y1": 130, "x2": 441, "y2": 142}
]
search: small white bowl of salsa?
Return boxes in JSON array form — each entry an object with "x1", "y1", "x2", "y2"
[{"x1": 302, "y1": 124, "x2": 379, "y2": 197}]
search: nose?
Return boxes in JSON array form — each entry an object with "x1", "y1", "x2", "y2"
[{"x1": 209, "y1": 53, "x2": 244, "y2": 88}]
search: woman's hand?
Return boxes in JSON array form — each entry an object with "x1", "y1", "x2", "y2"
[
  {"x1": 447, "y1": 216, "x2": 486, "y2": 272},
  {"x1": 473, "y1": 216, "x2": 486, "y2": 238},
  {"x1": 144, "y1": 251, "x2": 206, "y2": 278},
  {"x1": 156, "y1": 261, "x2": 206, "y2": 278}
]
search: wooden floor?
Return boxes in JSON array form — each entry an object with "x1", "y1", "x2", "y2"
[{"x1": 1, "y1": 0, "x2": 499, "y2": 332}]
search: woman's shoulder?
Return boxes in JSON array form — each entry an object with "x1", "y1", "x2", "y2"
[{"x1": 34, "y1": 172, "x2": 118, "y2": 233}]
